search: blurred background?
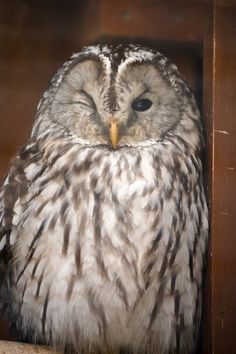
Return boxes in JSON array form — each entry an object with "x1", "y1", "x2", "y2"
[{"x1": 1, "y1": 1, "x2": 236, "y2": 354}]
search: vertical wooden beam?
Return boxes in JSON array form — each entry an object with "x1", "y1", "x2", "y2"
[
  {"x1": 201, "y1": 3, "x2": 213, "y2": 353},
  {"x1": 204, "y1": 1, "x2": 236, "y2": 353}
]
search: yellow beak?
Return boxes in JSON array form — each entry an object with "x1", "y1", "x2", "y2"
[{"x1": 109, "y1": 119, "x2": 119, "y2": 148}]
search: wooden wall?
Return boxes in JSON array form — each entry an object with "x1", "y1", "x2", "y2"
[
  {"x1": 0, "y1": 0, "x2": 99, "y2": 178},
  {"x1": 203, "y1": 1, "x2": 236, "y2": 352}
]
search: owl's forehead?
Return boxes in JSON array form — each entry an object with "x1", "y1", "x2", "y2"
[
  {"x1": 36, "y1": 45, "x2": 189, "y2": 118},
  {"x1": 83, "y1": 44, "x2": 156, "y2": 60},
  {"x1": 73, "y1": 44, "x2": 159, "y2": 76}
]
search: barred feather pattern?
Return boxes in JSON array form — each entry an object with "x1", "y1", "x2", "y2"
[
  {"x1": 0, "y1": 134, "x2": 208, "y2": 354},
  {"x1": 0, "y1": 45, "x2": 208, "y2": 354}
]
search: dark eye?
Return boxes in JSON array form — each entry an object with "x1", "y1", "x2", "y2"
[{"x1": 132, "y1": 98, "x2": 152, "y2": 112}]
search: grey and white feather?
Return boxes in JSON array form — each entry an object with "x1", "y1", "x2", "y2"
[{"x1": 0, "y1": 44, "x2": 208, "y2": 354}]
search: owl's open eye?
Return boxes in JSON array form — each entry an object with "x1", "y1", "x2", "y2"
[{"x1": 132, "y1": 98, "x2": 152, "y2": 112}]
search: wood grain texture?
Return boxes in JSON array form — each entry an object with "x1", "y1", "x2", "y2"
[
  {"x1": 201, "y1": 4, "x2": 213, "y2": 354},
  {"x1": 0, "y1": 340, "x2": 60, "y2": 354},
  {"x1": 100, "y1": 0, "x2": 209, "y2": 43},
  {"x1": 203, "y1": 1, "x2": 236, "y2": 353},
  {"x1": 212, "y1": 2, "x2": 236, "y2": 353},
  {"x1": 0, "y1": 0, "x2": 100, "y2": 153}
]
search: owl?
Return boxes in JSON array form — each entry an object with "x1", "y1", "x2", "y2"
[{"x1": 0, "y1": 45, "x2": 208, "y2": 354}]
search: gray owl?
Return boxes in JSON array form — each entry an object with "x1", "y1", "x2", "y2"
[{"x1": 0, "y1": 45, "x2": 208, "y2": 354}]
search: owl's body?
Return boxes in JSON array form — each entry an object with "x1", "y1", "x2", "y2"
[{"x1": 0, "y1": 45, "x2": 208, "y2": 354}]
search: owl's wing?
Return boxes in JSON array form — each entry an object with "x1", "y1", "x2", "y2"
[
  {"x1": 0, "y1": 173, "x2": 15, "y2": 312},
  {"x1": 0, "y1": 165, "x2": 26, "y2": 256},
  {"x1": 0, "y1": 176, "x2": 16, "y2": 254},
  {"x1": 0, "y1": 142, "x2": 42, "y2": 307},
  {"x1": 0, "y1": 140, "x2": 42, "y2": 250}
]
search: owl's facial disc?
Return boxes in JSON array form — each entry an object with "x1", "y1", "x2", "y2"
[{"x1": 49, "y1": 55, "x2": 182, "y2": 148}]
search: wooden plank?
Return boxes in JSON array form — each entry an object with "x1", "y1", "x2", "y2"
[
  {"x1": 100, "y1": 0, "x2": 209, "y2": 43},
  {"x1": 201, "y1": 4, "x2": 214, "y2": 353},
  {"x1": 0, "y1": 340, "x2": 60, "y2": 354},
  {"x1": 0, "y1": 0, "x2": 100, "y2": 153},
  {"x1": 0, "y1": 151, "x2": 14, "y2": 180},
  {"x1": 212, "y1": 2, "x2": 236, "y2": 353},
  {"x1": 203, "y1": 1, "x2": 236, "y2": 353},
  {"x1": 0, "y1": 61, "x2": 61, "y2": 152},
  {"x1": 0, "y1": 0, "x2": 100, "y2": 43}
]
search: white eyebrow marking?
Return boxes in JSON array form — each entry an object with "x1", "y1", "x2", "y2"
[{"x1": 117, "y1": 50, "x2": 155, "y2": 75}]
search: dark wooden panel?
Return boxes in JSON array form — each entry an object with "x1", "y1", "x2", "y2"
[
  {"x1": 201, "y1": 5, "x2": 214, "y2": 354},
  {"x1": 203, "y1": 1, "x2": 236, "y2": 353},
  {"x1": 0, "y1": 0, "x2": 100, "y2": 152},
  {"x1": 212, "y1": 3, "x2": 236, "y2": 353},
  {"x1": 100, "y1": 0, "x2": 209, "y2": 43},
  {"x1": 0, "y1": 318, "x2": 11, "y2": 341},
  {"x1": 0, "y1": 0, "x2": 100, "y2": 47},
  {"x1": 0, "y1": 152, "x2": 14, "y2": 180},
  {"x1": 0, "y1": 60, "x2": 61, "y2": 152}
]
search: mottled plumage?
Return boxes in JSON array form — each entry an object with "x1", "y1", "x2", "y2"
[{"x1": 0, "y1": 45, "x2": 208, "y2": 354}]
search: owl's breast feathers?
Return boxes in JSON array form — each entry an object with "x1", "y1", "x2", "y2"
[{"x1": 0, "y1": 136, "x2": 208, "y2": 353}]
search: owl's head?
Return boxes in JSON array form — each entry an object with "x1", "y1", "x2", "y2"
[{"x1": 33, "y1": 45, "x2": 200, "y2": 149}]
